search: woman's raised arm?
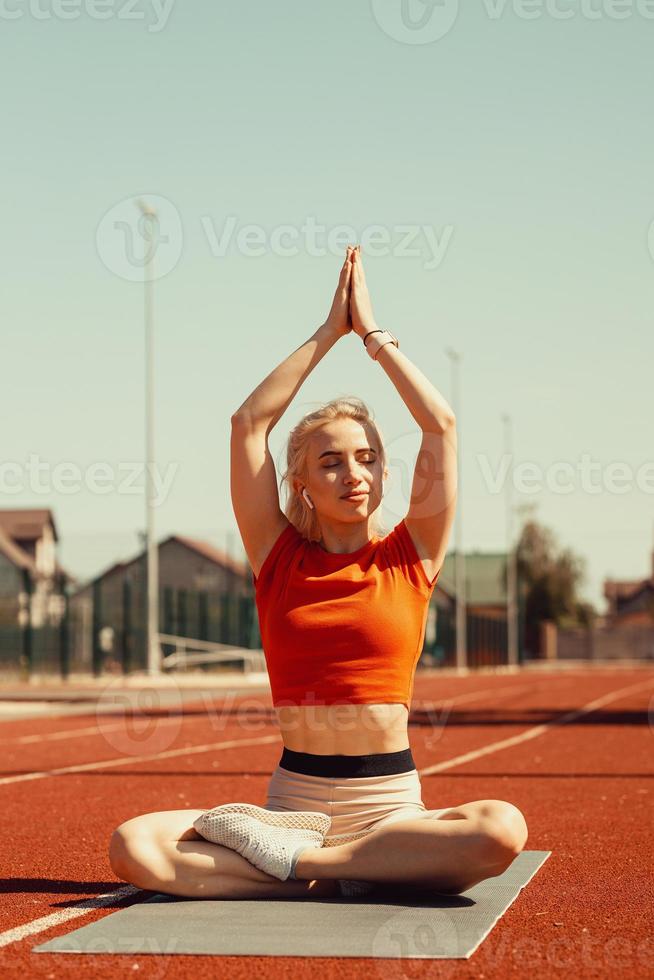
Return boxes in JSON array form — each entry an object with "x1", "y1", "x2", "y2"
[
  {"x1": 349, "y1": 246, "x2": 457, "y2": 579},
  {"x1": 231, "y1": 248, "x2": 354, "y2": 435},
  {"x1": 230, "y1": 248, "x2": 354, "y2": 576}
]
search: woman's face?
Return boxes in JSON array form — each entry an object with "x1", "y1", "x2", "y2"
[{"x1": 302, "y1": 418, "x2": 383, "y2": 523}]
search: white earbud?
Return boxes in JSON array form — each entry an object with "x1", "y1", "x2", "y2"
[{"x1": 302, "y1": 488, "x2": 314, "y2": 510}]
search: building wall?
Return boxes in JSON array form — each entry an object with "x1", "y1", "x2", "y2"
[
  {"x1": 69, "y1": 541, "x2": 255, "y2": 674},
  {"x1": 613, "y1": 610, "x2": 654, "y2": 627},
  {"x1": 0, "y1": 554, "x2": 23, "y2": 673},
  {"x1": 557, "y1": 624, "x2": 654, "y2": 660},
  {"x1": 613, "y1": 584, "x2": 654, "y2": 625},
  {"x1": 158, "y1": 540, "x2": 245, "y2": 593},
  {"x1": 0, "y1": 548, "x2": 66, "y2": 676},
  {"x1": 468, "y1": 604, "x2": 506, "y2": 621},
  {"x1": 0, "y1": 553, "x2": 22, "y2": 611}
]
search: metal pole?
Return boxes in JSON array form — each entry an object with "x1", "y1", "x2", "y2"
[
  {"x1": 502, "y1": 413, "x2": 519, "y2": 667},
  {"x1": 445, "y1": 347, "x2": 466, "y2": 671},
  {"x1": 137, "y1": 199, "x2": 160, "y2": 676}
]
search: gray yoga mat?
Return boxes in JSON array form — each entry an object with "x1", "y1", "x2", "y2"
[{"x1": 34, "y1": 850, "x2": 550, "y2": 960}]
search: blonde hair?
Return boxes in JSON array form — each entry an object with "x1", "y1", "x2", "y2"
[{"x1": 280, "y1": 396, "x2": 389, "y2": 542}]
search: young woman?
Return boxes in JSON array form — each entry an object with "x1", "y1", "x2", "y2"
[{"x1": 109, "y1": 246, "x2": 528, "y2": 901}]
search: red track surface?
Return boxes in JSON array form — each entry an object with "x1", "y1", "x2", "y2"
[{"x1": 1, "y1": 665, "x2": 652, "y2": 978}]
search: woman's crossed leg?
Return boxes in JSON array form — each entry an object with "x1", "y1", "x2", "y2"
[
  {"x1": 109, "y1": 798, "x2": 528, "y2": 900},
  {"x1": 297, "y1": 798, "x2": 529, "y2": 895},
  {"x1": 109, "y1": 809, "x2": 340, "y2": 900}
]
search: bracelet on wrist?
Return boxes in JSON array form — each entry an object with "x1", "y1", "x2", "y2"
[
  {"x1": 363, "y1": 329, "x2": 383, "y2": 347},
  {"x1": 363, "y1": 329, "x2": 400, "y2": 361}
]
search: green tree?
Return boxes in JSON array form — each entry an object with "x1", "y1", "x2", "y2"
[{"x1": 514, "y1": 514, "x2": 596, "y2": 654}]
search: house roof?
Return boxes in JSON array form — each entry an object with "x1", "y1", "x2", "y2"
[
  {"x1": 605, "y1": 579, "x2": 654, "y2": 614},
  {"x1": 603, "y1": 530, "x2": 654, "y2": 612},
  {"x1": 72, "y1": 534, "x2": 248, "y2": 595},
  {"x1": 0, "y1": 508, "x2": 74, "y2": 582},
  {"x1": 170, "y1": 535, "x2": 246, "y2": 576},
  {"x1": 438, "y1": 551, "x2": 508, "y2": 605},
  {"x1": 0, "y1": 508, "x2": 58, "y2": 543},
  {"x1": 604, "y1": 579, "x2": 648, "y2": 602},
  {"x1": 0, "y1": 525, "x2": 35, "y2": 573}
]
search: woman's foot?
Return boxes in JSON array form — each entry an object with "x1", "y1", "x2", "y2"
[
  {"x1": 338, "y1": 878, "x2": 376, "y2": 898},
  {"x1": 324, "y1": 829, "x2": 377, "y2": 898},
  {"x1": 193, "y1": 803, "x2": 330, "y2": 882}
]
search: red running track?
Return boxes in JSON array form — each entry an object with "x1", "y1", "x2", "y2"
[{"x1": 0, "y1": 665, "x2": 652, "y2": 979}]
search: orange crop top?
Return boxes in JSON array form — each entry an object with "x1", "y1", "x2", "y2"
[{"x1": 252, "y1": 519, "x2": 441, "y2": 710}]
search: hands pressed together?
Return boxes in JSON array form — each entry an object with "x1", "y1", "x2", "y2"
[{"x1": 324, "y1": 245, "x2": 379, "y2": 342}]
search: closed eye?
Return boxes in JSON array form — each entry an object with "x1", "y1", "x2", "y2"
[{"x1": 324, "y1": 456, "x2": 376, "y2": 468}]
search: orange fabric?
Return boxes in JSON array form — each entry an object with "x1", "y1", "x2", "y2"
[{"x1": 252, "y1": 519, "x2": 440, "y2": 710}]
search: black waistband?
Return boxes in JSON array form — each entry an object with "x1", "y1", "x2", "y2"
[{"x1": 278, "y1": 746, "x2": 416, "y2": 778}]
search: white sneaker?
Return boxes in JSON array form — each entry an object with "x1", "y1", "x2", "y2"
[{"x1": 193, "y1": 803, "x2": 330, "y2": 881}]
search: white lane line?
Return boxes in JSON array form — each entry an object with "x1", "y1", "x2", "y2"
[
  {"x1": 0, "y1": 691, "x2": 243, "y2": 744},
  {"x1": 0, "y1": 677, "x2": 647, "y2": 951},
  {"x1": 0, "y1": 702, "x2": 55, "y2": 715},
  {"x1": 0, "y1": 735, "x2": 281, "y2": 787},
  {"x1": 0, "y1": 885, "x2": 141, "y2": 950},
  {"x1": 419, "y1": 676, "x2": 654, "y2": 775},
  {"x1": 0, "y1": 688, "x2": 272, "y2": 745},
  {"x1": 0, "y1": 681, "x2": 534, "y2": 748},
  {"x1": 416, "y1": 682, "x2": 533, "y2": 708},
  {"x1": 0, "y1": 716, "x2": 185, "y2": 747}
]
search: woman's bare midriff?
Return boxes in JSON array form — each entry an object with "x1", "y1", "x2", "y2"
[{"x1": 274, "y1": 702, "x2": 411, "y2": 755}]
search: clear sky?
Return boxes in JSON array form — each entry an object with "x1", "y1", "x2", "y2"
[{"x1": 2, "y1": 1, "x2": 653, "y2": 611}]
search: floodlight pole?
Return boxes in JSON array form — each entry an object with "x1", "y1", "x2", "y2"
[
  {"x1": 136, "y1": 199, "x2": 160, "y2": 677},
  {"x1": 502, "y1": 413, "x2": 519, "y2": 667},
  {"x1": 445, "y1": 347, "x2": 466, "y2": 671}
]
